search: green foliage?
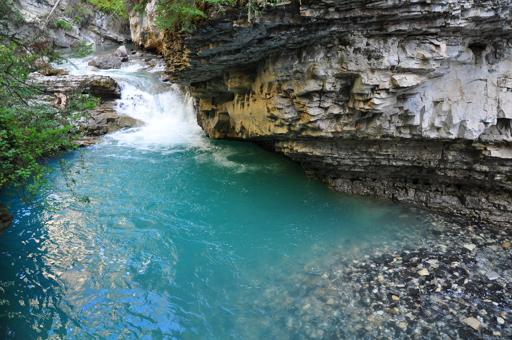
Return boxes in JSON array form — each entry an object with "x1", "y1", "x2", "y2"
[
  {"x1": 0, "y1": 106, "x2": 75, "y2": 190},
  {"x1": 87, "y1": 0, "x2": 128, "y2": 18},
  {"x1": 0, "y1": 39, "x2": 81, "y2": 191},
  {"x1": 0, "y1": 42, "x2": 37, "y2": 103},
  {"x1": 64, "y1": 2, "x2": 95, "y2": 26},
  {"x1": 155, "y1": 0, "x2": 235, "y2": 32},
  {"x1": 131, "y1": 0, "x2": 150, "y2": 13},
  {"x1": 71, "y1": 41, "x2": 95, "y2": 57},
  {"x1": 0, "y1": 0, "x2": 24, "y2": 29},
  {"x1": 54, "y1": 18, "x2": 74, "y2": 31},
  {"x1": 68, "y1": 94, "x2": 100, "y2": 112}
]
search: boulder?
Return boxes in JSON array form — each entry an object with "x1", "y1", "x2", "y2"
[
  {"x1": 28, "y1": 73, "x2": 121, "y2": 99},
  {"x1": 114, "y1": 45, "x2": 129, "y2": 61},
  {"x1": 88, "y1": 55, "x2": 122, "y2": 69},
  {"x1": 76, "y1": 102, "x2": 142, "y2": 145}
]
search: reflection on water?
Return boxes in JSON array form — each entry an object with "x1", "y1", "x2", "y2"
[
  {"x1": 0, "y1": 57, "x2": 434, "y2": 338},
  {"x1": 0, "y1": 141, "x2": 433, "y2": 338}
]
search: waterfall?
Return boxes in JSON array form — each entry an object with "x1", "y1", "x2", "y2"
[
  {"x1": 110, "y1": 79, "x2": 205, "y2": 150},
  {"x1": 60, "y1": 54, "x2": 205, "y2": 150}
]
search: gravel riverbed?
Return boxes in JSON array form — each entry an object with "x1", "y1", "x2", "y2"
[{"x1": 254, "y1": 215, "x2": 511, "y2": 339}]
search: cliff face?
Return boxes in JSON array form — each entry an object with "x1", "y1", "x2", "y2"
[
  {"x1": 1, "y1": 0, "x2": 130, "y2": 48},
  {"x1": 132, "y1": 0, "x2": 512, "y2": 228}
]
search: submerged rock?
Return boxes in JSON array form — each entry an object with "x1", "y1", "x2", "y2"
[
  {"x1": 0, "y1": 204, "x2": 12, "y2": 233},
  {"x1": 253, "y1": 216, "x2": 512, "y2": 338},
  {"x1": 463, "y1": 317, "x2": 481, "y2": 331}
]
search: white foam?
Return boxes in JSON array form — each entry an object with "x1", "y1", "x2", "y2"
[
  {"x1": 109, "y1": 81, "x2": 206, "y2": 150},
  {"x1": 59, "y1": 55, "x2": 207, "y2": 150}
]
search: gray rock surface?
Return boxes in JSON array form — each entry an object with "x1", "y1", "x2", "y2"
[
  {"x1": 88, "y1": 55, "x2": 123, "y2": 69},
  {"x1": 28, "y1": 73, "x2": 121, "y2": 98},
  {"x1": 1, "y1": 0, "x2": 130, "y2": 48},
  {"x1": 114, "y1": 45, "x2": 128, "y2": 59}
]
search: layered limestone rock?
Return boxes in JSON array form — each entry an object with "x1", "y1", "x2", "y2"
[
  {"x1": 28, "y1": 71, "x2": 140, "y2": 145},
  {"x1": 133, "y1": 0, "x2": 512, "y2": 228}
]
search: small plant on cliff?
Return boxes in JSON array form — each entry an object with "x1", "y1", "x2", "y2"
[
  {"x1": 54, "y1": 18, "x2": 74, "y2": 31},
  {"x1": 127, "y1": 0, "x2": 150, "y2": 13},
  {"x1": 155, "y1": 0, "x2": 235, "y2": 32},
  {"x1": 87, "y1": 0, "x2": 128, "y2": 18},
  {"x1": 0, "y1": 0, "x2": 24, "y2": 25},
  {"x1": 71, "y1": 41, "x2": 95, "y2": 57}
]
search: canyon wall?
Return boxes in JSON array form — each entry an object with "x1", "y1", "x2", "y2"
[
  {"x1": 1, "y1": 0, "x2": 130, "y2": 48},
  {"x1": 131, "y1": 0, "x2": 512, "y2": 228}
]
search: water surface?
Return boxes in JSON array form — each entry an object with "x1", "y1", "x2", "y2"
[{"x1": 0, "y1": 55, "x2": 433, "y2": 338}]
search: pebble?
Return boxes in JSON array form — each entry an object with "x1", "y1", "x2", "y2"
[
  {"x1": 486, "y1": 271, "x2": 500, "y2": 281},
  {"x1": 463, "y1": 317, "x2": 481, "y2": 331},
  {"x1": 398, "y1": 321, "x2": 408, "y2": 330},
  {"x1": 253, "y1": 214, "x2": 512, "y2": 338},
  {"x1": 463, "y1": 243, "x2": 477, "y2": 251},
  {"x1": 417, "y1": 268, "x2": 430, "y2": 276}
]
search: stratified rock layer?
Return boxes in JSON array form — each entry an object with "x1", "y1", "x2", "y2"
[
  {"x1": 132, "y1": 0, "x2": 512, "y2": 228},
  {"x1": 28, "y1": 72, "x2": 140, "y2": 144}
]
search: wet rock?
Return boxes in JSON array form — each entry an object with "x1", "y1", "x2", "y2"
[
  {"x1": 114, "y1": 45, "x2": 129, "y2": 59},
  {"x1": 34, "y1": 57, "x2": 69, "y2": 76},
  {"x1": 486, "y1": 271, "x2": 500, "y2": 281},
  {"x1": 27, "y1": 71, "x2": 139, "y2": 146},
  {"x1": 503, "y1": 241, "x2": 511, "y2": 250},
  {"x1": 78, "y1": 103, "x2": 142, "y2": 138},
  {"x1": 88, "y1": 55, "x2": 123, "y2": 69}
]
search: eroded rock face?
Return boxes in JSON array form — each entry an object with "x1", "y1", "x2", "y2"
[
  {"x1": 2, "y1": 0, "x2": 130, "y2": 48},
  {"x1": 134, "y1": 0, "x2": 512, "y2": 228},
  {"x1": 130, "y1": 0, "x2": 166, "y2": 52}
]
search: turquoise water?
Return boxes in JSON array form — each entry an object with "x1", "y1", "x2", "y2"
[{"x1": 0, "y1": 57, "x2": 432, "y2": 338}]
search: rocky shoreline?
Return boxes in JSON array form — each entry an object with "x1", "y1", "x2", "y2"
[{"x1": 255, "y1": 215, "x2": 511, "y2": 339}]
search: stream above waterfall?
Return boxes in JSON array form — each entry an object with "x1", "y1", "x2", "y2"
[{"x1": 1, "y1": 54, "x2": 509, "y2": 339}]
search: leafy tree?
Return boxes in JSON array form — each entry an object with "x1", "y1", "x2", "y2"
[{"x1": 0, "y1": 39, "x2": 82, "y2": 191}]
